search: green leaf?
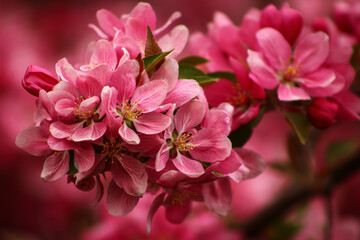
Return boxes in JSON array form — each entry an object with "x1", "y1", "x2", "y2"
[
  {"x1": 283, "y1": 111, "x2": 311, "y2": 145},
  {"x1": 178, "y1": 56, "x2": 209, "y2": 66},
  {"x1": 326, "y1": 140, "x2": 357, "y2": 165},
  {"x1": 268, "y1": 221, "x2": 302, "y2": 240},
  {"x1": 192, "y1": 76, "x2": 219, "y2": 87},
  {"x1": 179, "y1": 65, "x2": 206, "y2": 79},
  {"x1": 144, "y1": 50, "x2": 173, "y2": 73},
  {"x1": 68, "y1": 150, "x2": 78, "y2": 176},
  {"x1": 228, "y1": 122, "x2": 252, "y2": 148},
  {"x1": 208, "y1": 71, "x2": 237, "y2": 84},
  {"x1": 145, "y1": 26, "x2": 162, "y2": 57}
]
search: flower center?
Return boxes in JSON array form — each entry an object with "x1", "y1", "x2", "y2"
[
  {"x1": 102, "y1": 141, "x2": 122, "y2": 163},
  {"x1": 122, "y1": 101, "x2": 143, "y2": 120},
  {"x1": 227, "y1": 84, "x2": 251, "y2": 106},
  {"x1": 74, "y1": 96, "x2": 95, "y2": 119},
  {"x1": 176, "y1": 133, "x2": 195, "y2": 152},
  {"x1": 283, "y1": 65, "x2": 298, "y2": 82}
]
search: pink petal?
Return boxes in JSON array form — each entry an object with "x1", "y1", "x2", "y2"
[
  {"x1": 256, "y1": 28, "x2": 292, "y2": 70},
  {"x1": 304, "y1": 72, "x2": 345, "y2": 98},
  {"x1": 96, "y1": 9, "x2": 124, "y2": 36},
  {"x1": 91, "y1": 176, "x2": 104, "y2": 206},
  {"x1": 165, "y1": 199, "x2": 192, "y2": 224},
  {"x1": 118, "y1": 123, "x2": 140, "y2": 145},
  {"x1": 50, "y1": 121, "x2": 81, "y2": 139},
  {"x1": 260, "y1": 5, "x2": 282, "y2": 31},
  {"x1": 232, "y1": 102, "x2": 261, "y2": 129},
  {"x1": 39, "y1": 90, "x2": 58, "y2": 121},
  {"x1": 113, "y1": 36, "x2": 141, "y2": 59},
  {"x1": 174, "y1": 100, "x2": 206, "y2": 135},
  {"x1": 74, "y1": 143, "x2": 95, "y2": 172},
  {"x1": 89, "y1": 39, "x2": 117, "y2": 71},
  {"x1": 131, "y1": 80, "x2": 168, "y2": 112},
  {"x1": 111, "y1": 155, "x2": 148, "y2": 197},
  {"x1": 202, "y1": 178, "x2": 232, "y2": 216},
  {"x1": 232, "y1": 148, "x2": 266, "y2": 181},
  {"x1": 247, "y1": 50, "x2": 279, "y2": 89},
  {"x1": 154, "y1": 11, "x2": 181, "y2": 35},
  {"x1": 55, "y1": 58, "x2": 78, "y2": 86},
  {"x1": 88, "y1": 23, "x2": 108, "y2": 39},
  {"x1": 129, "y1": 2, "x2": 156, "y2": 30},
  {"x1": 158, "y1": 170, "x2": 187, "y2": 188},
  {"x1": 297, "y1": 68, "x2": 336, "y2": 88},
  {"x1": 155, "y1": 142, "x2": 171, "y2": 172},
  {"x1": 16, "y1": 125, "x2": 51, "y2": 157},
  {"x1": 109, "y1": 59, "x2": 138, "y2": 103},
  {"x1": 55, "y1": 99, "x2": 75, "y2": 119},
  {"x1": 172, "y1": 152, "x2": 204, "y2": 178},
  {"x1": 294, "y1": 32, "x2": 329, "y2": 74},
  {"x1": 23, "y1": 65, "x2": 58, "y2": 96},
  {"x1": 134, "y1": 112, "x2": 171, "y2": 134},
  {"x1": 47, "y1": 135, "x2": 76, "y2": 151},
  {"x1": 99, "y1": 86, "x2": 119, "y2": 118},
  {"x1": 277, "y1": 84, "x2": 311, "y2": 101},
  {"x1": 151, "y1": 59, "x2": 178, "y2": 91},
  {"x1": 78, "y1": 96, "x2": 100, "y2": 113},
  {"x1": 107, "y1": 180, "x2": 139, "y2": 216},
  {"x1": 216, "y1": 149, "x2": 242, "y2": 175},
  {"x1": 147, "y1": 192, "x2": 166, "y2": 233},
  {"x1": 190, "y1": 128, "x2": 232, "y2": 162},
  {"x1": 41, "y1": 151, "x2": 70, "y2": 181},
  {"x1": 158, "y1": 25, "x2": 189, "y2": 58},
  {"x1": 203, "y1": 109, "x2": 232, "y2": 136},
  {"x1": 163, "y1": 80, "x2": 202, "y2": 108},
  {"x1": 72, "y1": 122, "x2": 106, "y2": 142},
  {"x1": 76, "y1": 75, "x2": 103, "y2": 97}
]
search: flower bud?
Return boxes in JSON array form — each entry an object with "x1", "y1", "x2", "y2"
[
  {"x1": 22, "y1": 65, "x2": 58, "y2": 96},
  {"x1": 308, "y1": 98, "x2": 339, "y2": 129}
]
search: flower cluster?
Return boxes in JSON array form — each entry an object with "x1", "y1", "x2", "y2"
[{"x1": 16, "y1": 2, "x2": 265, "y2": 231}]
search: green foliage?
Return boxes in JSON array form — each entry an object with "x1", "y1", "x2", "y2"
[
  {"x1": 283, "y1": 111, "x2": 311, "y2": 145},
  {"x1": 208, "y1": 71, "x2": 237, "y2": 84},
  {"x1": 68, "y1": 150, "x2": 78, "y2": 176},
  {"x1": 178, "y1": 65, "x2": 219, "y2": 87},
  {"x1": 178, "y1": 56, "x2": 208, "y2": 66},
  {"x1": 326, "y1": 140, "x2": 357, "y2": 165},
  {"x1": 228, "y1": 122, "x2": 252, "y2": 148}
]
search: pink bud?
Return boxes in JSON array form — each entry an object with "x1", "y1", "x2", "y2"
[
  {"x1": 308, "y1": 98, "x2": 339, "y2": 129},
  {"x1": 22, "y1": 65, "x2": 58, "y2": 96}
]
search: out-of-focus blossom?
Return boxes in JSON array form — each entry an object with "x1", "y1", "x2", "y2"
[{"x1": 308, "y1": 98, "x2": 339, "y2": 129}]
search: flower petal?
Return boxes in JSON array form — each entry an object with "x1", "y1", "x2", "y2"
[
  {"x1": 155, "y1": 142, "x2": 171, "y2": 172},
  {"x1": 172, "y1": 152, "x2": 204, "y2": 178},
  {"x1": 147, "y1": 192, "x2": 166, "y2": 233},
  {"x1": 158, "y1": 25, "x2": 189, "y2": 58},
  {"x1": 74, "y1": 143, "x2": 95, "y2": 172},
  {"x1": 72, "y1": 122, "x2": 106, "y2": 142},
  {"x1": 96, "y1": 9, "x2": 124, "y2": 36},
  {"x1": 111, "y1": 155, "x2": 148, "y2": 197},
  {"x1": 174, "y1": 99, "x2": 206, "y2": 135},
  {"x1": 16, "y1": 125, "x2": 51, "y2": 157},
  {"x1": 151, "y1": 58, "x2": 178, "y2": 91},
  {"x1": 165, "y1": 199, "x2": 192, "y2": 224},
  {"x1": 247, "y1": 50, "x2": 279, "y2": 89},
  {"x1": 163, "y1": 79, "x2": 203, "y2": 108},
  {"x1": 107, "y1": 180, "x2": 139, "y2": 216},
  {"x1": 277, "y1": 84, "x2": 311, "y2": 101},
  {"x1": 297, "y1": 68, "x2": 336, "y2": 88},
  {"x1": 41, "y1": 151, "x2": 70, "y2": 181},
  {"x1": 119, "y1": 123, "x2": 140, "y2": 145},
  {"x1": 294, "y1": 32, "x2": 329, "y2": 74},
  {"x1": 50, "y1": 121, "x2": 81, "y2": 139},
  {"x1": 202, "y1": 178, "x2": 232, "y2": 216},
  {"x1": 131, "y1": 80, "x2": 168, "y2": 112},
  {"x1": 134, "y1": 112, "x2": 171, "y2": 134},
  {"x1": 256, "y1": 28, "x2": 292, "y2": 70}
]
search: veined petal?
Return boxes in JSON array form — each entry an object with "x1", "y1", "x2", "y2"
[
  {"x1": 297, "y1": 68, "x2": 336, "y2": 88},
  {"x1": 247, "y1": 50, "x2": 279, "y2": 89},
  {"x1": 129, "y1": 2, "x2": 156, "y2": 30},
  {"x1": 100, "y1": 86, "x2": 119, "y2": 118},
  {"x1": 119, "y1": 123, "x2": 140, "y2": 145},
  {"x1": 190, "y1": 128, "x2": 232, "y2": 162},
  {"x1": 202, "y1": 178, "x2": 231, "y2": 216},
  {"x1": 256, "y1": 28, "x2": 292, "y2": 70},
  {"x1": 55, "y1": 58, "x2": 78, "y2": 85},
  {"x1": 162, "y1": 80, "x2": 202, "y2": 108},
  {"x1": 50, "y1": 121, "x2": 81, "y2": 139},
  {"x1": 47, "y1": 135, "x2": 76, "y2": 151},
  {"x1": 55, "y1": 99, "x2": 76, "y2": 119},
  {"x1": 147, "y1": 192, "x2": 166, "y2": 233},
  {"x1": 174, "y1": 100, "x2": 206, "y2": 135},
  {"x1": 172, "y1": 152, "x2": 204, "y2": 178},
  {"x1": 155, "y1": 142, "x2": 171, "y2": 172},
  {"x1": 231, "y1": 148, "x2": 266, "y2": 181},
  {"x1": 131, "y1": 80, "x2": 168, "y2": 112},
  {"x1": 72, "y1": 122, "x2": 106, "y2": 142},
  {"x1": 107, "y1": 180, "x2": 139, "y2": 216},
  {"x1": 109, "y1": 59, "x2": 138, "y2": 103},
  {"x1": 158, "y1": 25, "x2": 189, "y2": 58},
  {"x1": 74, "y1": 143, "x2": 95, "y2": 172},
  {"x1": 16, "y1": 125, "x2": 51, "y2": 157},
  {"x1": 151, "y1": 58, "x2": 178, "y2": 91},
  {"x1": 216, "y1": 149, "x2": 242, "y2": 175},
  {"x1": 111, "y1": 156, "x2": 147, "y2": 197},
  {"x1": 89, "y1": 39, "x2": 117, "y2": 71},
  {"x1": 96, "y1": 9, "x2": 124, "y2": 36},
  {"x1": 277, "y1": 84, "x2": 311, "y2": 101},
  {"x1": 294, "y1": 32, "x2": 329, "y2": 74},
  {"x1": 79, "y1": 96, "x2": 100, "y2": 114},
  {"x1": 134, "y1": 112, "x2": 171, "y2": 135},
  {"x1": 165, "y1": 199, "x2": 192, "y2": 224},
  {"x1": 41, "y1": 151, "x2": 70, "y2": 181}
]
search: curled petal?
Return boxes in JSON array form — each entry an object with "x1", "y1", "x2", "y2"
[
  {"x1": 151, "y1": 58, "x2": 179, "y2": 91},
  {"x1": 131, "y1": 80, "x2": 168, "y2": 112},
  {"x1": 158, "y1": 25, "x2": 189, "y2": 58},
  {"x1": 134, "y1": 112, "x2": 171, "y2": 135},
  {"x1": 202, "y1": 178, "x2": 232, "y2": 216},
  {"x1": 165, "y1": 199, "x2": 192, "y2": 224},
  {"x1": 277, "y1": 84, "x2": 311, "y2": 101},
  {"x1": 155, "y1": 142, "x2": 171, "y2": 172},
  {"x1": 147, "y1": 192, "x2": 166, "y2": 233},
  {"x1": 174, "y1": 99, "x2": 206, "y2": 135},
  {"x1": 107, "y1": 180, "x2": 139, "y2": 216},
  {"x1": 74, "y1": 143, "x2": 95, "y2": 172},
  {"x1": 172, "y1": 152, "x2": 204, "y2": 178},
  {"x1": 72, "y1": 122, "x2": 106, "y2": 142},
  {"x1": 119, "y1": 123, "x2": 140, "y2": 145},
  {"x1": 16, "y1": 125, "x2": 51, "y2": 157},
  {"x1": 41, "y1": 151, "x2": 70, "y2": 181}
]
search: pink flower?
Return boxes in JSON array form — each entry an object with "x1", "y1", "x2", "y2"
[
  {"x1": 308, "y1": 98, "x2": 339, "y2": 129},
  {"x1": 155, "y1": 99, "x2": 232, "y2": 177},
  {"x1": 247, "y1": 28, "x2": 336, "y2": 101}
]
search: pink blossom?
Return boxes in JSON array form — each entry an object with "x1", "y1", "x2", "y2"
[
  {"x1": 22, "y1": 65, "x2": 58, "y2": 97},
  {"x1": 247, "y1": 28, "x2": 337, "y2": 101}
]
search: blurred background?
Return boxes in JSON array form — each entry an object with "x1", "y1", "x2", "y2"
[{"x1": 1, "y1": 0, "x2": 359, "y2": 239}]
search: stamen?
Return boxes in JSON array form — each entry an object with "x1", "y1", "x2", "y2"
[
  {"x1": 122, "y1": 101, "x2": 144, "y2": 120},
  {"x1": 176, "y1": 133, "x2": 195, "y2": 152},
  {"x1": 101, "y1": 141, "x2": 122, "y2": 163}
]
